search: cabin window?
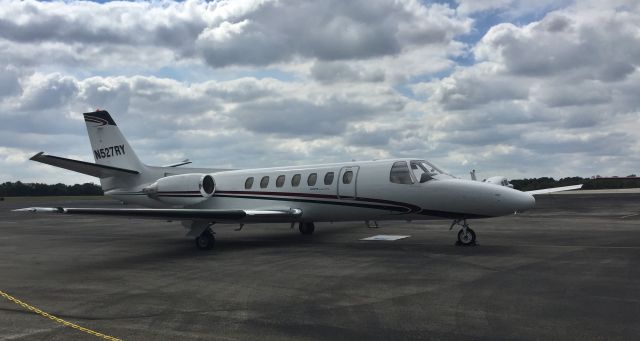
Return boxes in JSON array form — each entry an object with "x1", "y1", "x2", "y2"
[
  {"x1": 260, "y1": 176, "x2": 269, "y2": 188},
  {"x1": 245, "y1": 177, "x2": 254, "y2": 189},
  {"x1": 390, "y1": 161, "x2": 413, "y2": 184},
  {"x1": 342, "y1": 171, "x2": 353, "y2": 184},
  {"x1": 324, "y1": 172, "x2": 334, "y2": 185},
  {"x1": 291, "y1": 174, "x2": 301, "y2": 187},
  {"x1": 307, "y1": 173, "x2": 317, "y2": 186},
  {"x1": 276, "y1": 175, "x2": 285, "y2": 187}
]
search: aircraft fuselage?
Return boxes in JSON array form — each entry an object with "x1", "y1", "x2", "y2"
[{"x1": 107, "y1": 158, "x2": 535, "y2": 223}]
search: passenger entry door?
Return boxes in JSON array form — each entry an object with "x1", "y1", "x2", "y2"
[{"x1": 337, "y1": 166, "x2": 359, "y2": 199}]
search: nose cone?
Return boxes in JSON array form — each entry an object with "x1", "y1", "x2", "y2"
[
  {"x1": 513, "y1": 191, "x2": 536, "y2": 213},
  {"x1": 491, "y1": 185, "x2": 536, "y2": 215},
  {"x1": 429, "y1": 179, "x2": 536, "y2": 218}
]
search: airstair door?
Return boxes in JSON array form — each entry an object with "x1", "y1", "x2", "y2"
[{"x1": 337, "y1": 166, "x2": 359, "y2": 199}]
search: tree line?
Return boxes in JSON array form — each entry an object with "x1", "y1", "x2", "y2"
[
  {"x1": 0, "y1": 181, "x2": 103, "y2": 197},
  {"x1": 510, "y1": 177, "x2": 640, "y2": 191}
]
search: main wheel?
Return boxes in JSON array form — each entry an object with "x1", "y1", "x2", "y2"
[
  {"x1": 457, "y1": 228, "x2": 476, "y2": 246},
  {"x1": 195, "y1": 230, "x2": 215, "y2": 250},
  {"x1": 299, "y1": 222, "x2": 315, "y2": 235}
]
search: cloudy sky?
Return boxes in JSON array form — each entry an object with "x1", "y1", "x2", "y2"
[{"x1": 1, "y1": 0, "x2": 639, "y2": 184}]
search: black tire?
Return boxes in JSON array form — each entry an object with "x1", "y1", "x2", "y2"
[
  {"x1": 195, "y1": 231, "x2": 215, "y2": 250},
  {"x1": 457, "y1": 228, "x2": 476, "y2": 246},
  {"x1": 299, "y1": 222, "x2": 315, "y2": 235}
]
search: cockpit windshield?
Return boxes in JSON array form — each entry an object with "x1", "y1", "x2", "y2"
[
  {"x1": 389, "y1": 160, "x2": 452, "y2": 185},
  {"x1": 410, "y1": 160, "x2": 445, "y2": 183}
]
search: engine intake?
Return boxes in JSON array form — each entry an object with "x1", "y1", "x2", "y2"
[{"x1": 143, "y1": 173, "x2": 215, "y2": 206}]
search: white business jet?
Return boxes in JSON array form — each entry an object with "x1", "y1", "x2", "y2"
[{"x1": 16, "y1": 110, "x2": 538, "y2": 249}]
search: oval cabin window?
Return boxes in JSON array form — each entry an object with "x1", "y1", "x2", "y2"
[
  {"x1": 260, "y1": 176, "x2": 269, "y2": 188},
  {"x1": 324, "y1": 172, "x2": 334, "y2": 185},
  {"x1": 291, "y1": 174, "x2": 301, "y2": 187},
  {"x1": 245, "y1": 177, "x2": 254, "y2": 189},
  {"x1": 307, "y1": 173, "x2": 317, "y2": 186}
]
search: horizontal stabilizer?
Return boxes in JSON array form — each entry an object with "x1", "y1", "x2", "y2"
[
  {"x1": 13, "y1": 207, "x2": 303, "y2": 222},
  {"x1": 30, "y1": 152, "x2": 139, "y2": 178},
  {"x1": 164, "y1": 159, "x2": 192, "y2": 167},
  {"x1": 526, "y1": 184, "x2": 583, "y2": 195}
]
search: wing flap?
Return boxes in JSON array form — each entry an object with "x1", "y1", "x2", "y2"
[
  {"x1": 13, "y1": 207, "x2": 303, "y2": 222},
  {"x1": 30, "y1": 152, "x2": 139, "y2": 178}
]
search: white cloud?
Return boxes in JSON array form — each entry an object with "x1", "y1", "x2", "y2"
[
  {"x1": 412, "y1": 2, "x2": 640, "y2": 178},
  {"x1": 0, "y1": 0, "x2": 470, "y2": 71},
  {"x1": 0, "y1": 66, "x2": 22, "y2": 99},
  {"x1": 475, "y1": 9, "x2": 640, "y2": 81},
  {"x1": 19, "y1": 73, "x2": 79, "y2": 111},
  {"x1": 0, "y1": 0, "x2": 639, "y2": 185}
]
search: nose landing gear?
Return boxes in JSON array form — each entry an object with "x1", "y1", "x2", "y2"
[{"x1": 450, "y1": 219, "x2": 476, "y2": 246}]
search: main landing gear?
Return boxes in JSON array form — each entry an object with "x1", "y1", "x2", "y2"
[
  {"x1": 195, "y1": 227, "x2": 215, "y2": 250},
  {"x1": 450, "y1": 219, "x2": 476, "y2": 246},
  {"x1": 299, "y1": 222, "x2": 315, "y2": 235}
]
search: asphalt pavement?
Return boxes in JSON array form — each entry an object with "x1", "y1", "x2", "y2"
[{"x1": 1, "y1": 192, "x2": 639, "y2": 340}]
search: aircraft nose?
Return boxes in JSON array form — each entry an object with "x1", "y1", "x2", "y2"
[{"x1": 513, "y1": 191, "x2": 535, "y2": 212}]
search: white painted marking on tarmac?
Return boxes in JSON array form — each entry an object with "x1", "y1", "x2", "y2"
[
  {"x1": 3, "y1": 327, "x2": 61, "y2": 340},
  {"x1": 361, "y1": 235, "x2": 410, "y2": 241},
  {"x1": 620, "y1": 213, "x2": 639, "y2": 219}
]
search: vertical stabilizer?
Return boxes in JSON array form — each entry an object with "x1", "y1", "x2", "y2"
[{"x1": 83, "y1": 110, "x2": 144, "y2": 172}]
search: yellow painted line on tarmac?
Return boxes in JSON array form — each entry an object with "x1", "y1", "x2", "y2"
[{"x1": 0, "y1": 290, "x2": 122, "y2": 341}]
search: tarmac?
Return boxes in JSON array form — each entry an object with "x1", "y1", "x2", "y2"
[{"x1": 1, "y1": 191, "x2": 639, "y2": 340}]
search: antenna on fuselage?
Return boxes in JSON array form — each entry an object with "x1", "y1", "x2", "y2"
[{"x1": 470, "y1": 169, "x2": 477, "y2": 181}]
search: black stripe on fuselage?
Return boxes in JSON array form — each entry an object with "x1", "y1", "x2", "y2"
[
  {"x1": 217, "y1": 190, "x2": 420, "y2": 212},
  {"x1": 110, "y1": 190, "x2": 488, "y2": 219},
  {"x1": 217, "y1": 190, "x2": 418, "y2": 212},
  {"x1": 215, "y1": 193, "x2": 407, "y2": 212}
]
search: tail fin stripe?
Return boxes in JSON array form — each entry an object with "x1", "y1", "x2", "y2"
[
  {"x1": 83, "y1": 110, "x2": 116, "y2": 126},
  {"x1": 84, "y1": 117, "x2": 108, "y2": 126}
]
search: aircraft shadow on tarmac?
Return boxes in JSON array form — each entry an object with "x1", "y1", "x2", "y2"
[{"x1": 54, "y1": 226, "x2": 517, "y2": 276}]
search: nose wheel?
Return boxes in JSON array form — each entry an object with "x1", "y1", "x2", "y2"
[{"x1": 451, "y1": 219, "x2": 477, "y2": 246}]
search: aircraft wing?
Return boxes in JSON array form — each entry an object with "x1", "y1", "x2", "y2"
[
  {"x1": 13, "y1": 207, "x2": 303, "y2": 223},
  {"x1": 526, "y1": 184, "x2": 583, "y2": 195},
  {"x1": 30, "y1": 152, "x2": 139, "y2": 178}
]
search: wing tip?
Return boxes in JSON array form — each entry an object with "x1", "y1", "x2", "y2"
[
  {"x1": 30, "y1": 151, "x2": 45, "y2": 161},
  {"x1": 12, "y1": 207, "x2": 64, "y2": 213}
]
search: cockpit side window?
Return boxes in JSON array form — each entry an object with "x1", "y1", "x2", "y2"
[{"x1": 390, "y1": 161, "x2": 413, "y2": 184}]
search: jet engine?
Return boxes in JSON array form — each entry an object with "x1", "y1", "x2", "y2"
[
  {"x1": 143, "y1": 173, "x2": 215, "y2": 206},
  {"x1": 483, "y1": 176, "x2": 514, "y2": 188}
]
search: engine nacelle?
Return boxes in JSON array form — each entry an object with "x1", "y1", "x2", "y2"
[
  {"x1": 483, "y1": 176, "x2": 514, "y2": 188},
  {"x1": 143, "y1": 173, "x2": 215, "y2": 206}
]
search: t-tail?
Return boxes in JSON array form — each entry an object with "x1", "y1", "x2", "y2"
[
  {"x1": 30, "y1": 110, "x2": 227, "y2": 200},
  {"x1": 84, "y1": 110, "x2": 144, "y2": 173}
]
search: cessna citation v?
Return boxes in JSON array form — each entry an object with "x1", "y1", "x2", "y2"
[{"x1": 17, "y1": 110, "x2": 541, "y2": 250}]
